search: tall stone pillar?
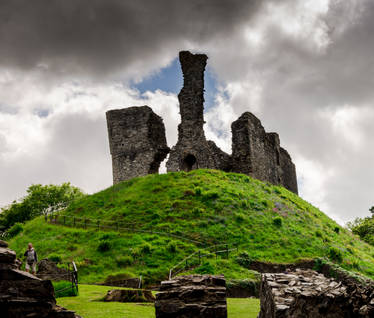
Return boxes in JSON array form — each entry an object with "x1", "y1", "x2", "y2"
[{"x1": 166, "y1": 51, "x2": 231, "y2": 172}]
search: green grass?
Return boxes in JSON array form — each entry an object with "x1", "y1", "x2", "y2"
[
  {"x1": 57, "y1": 284, "x2": 260, "y2": 318},
  {"x1": 9, "y1": 169, "x2": 374, "y2": 284},
  {"x1": 53, "y1": 280, "x2": 78, "y2": 298}
]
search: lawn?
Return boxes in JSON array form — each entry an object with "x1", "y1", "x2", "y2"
[{"x1": 57, "y1": 284, "x2": 260, "y2": 318}]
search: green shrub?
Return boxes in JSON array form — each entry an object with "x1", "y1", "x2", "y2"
[
  {"x1": 116, "y1": 255, "x2": 133, "y2": 267},
  {"x1": 48, "y1": 253, "x2": 62, "y2": 263},
  {"x1": 194, "y1": 187, "x2": 202, "y2": 196},
  {"x1": 236, "y1": 251, "x2": 252, "y2": 268},
  {"x1": 328, "y1": 247, "x2": 343, "y2": 263},
  {"x1": 315, "y1": 230, "x2": 322, "y2": 238},
  {"x1": 167, "y1": 242, "x2": 177, "y2": 253},
  {"x1": 313, "y1": 258, "x2": 326, "y2": 272},
  {"x1": 203, "y1": 191, "x2": 219, "y2": 200},
  {"x1": 97, "y1": 241, "x2": 111, "y2": 252},
  {"x1": 273, "y1": 217, "x2": 282, "y2": 227},
  {"x1": 334, "y1": 226, "x2": 340, "y2": 234},
  {"x1": 194, "y1": 262, "x2": 214, "y2": 274},
  {"x1": 7, "y1": 223, "x2": 23, "y2": 238},
  {"x1": 141, "y1": 243, "x2": 152, "y2": 254},
  {"x1": 52, "y1": 280, "x2": 78, "y2": 298}
]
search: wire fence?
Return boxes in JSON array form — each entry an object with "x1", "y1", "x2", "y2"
[
  {"x1": 52, "y1": 261, "x2": 79, "y2": 296},
  {"x1": 45, "y1": 212, "x2": 205, "y2": 247},
  {"x1": 168, "y1": 243, "x2": 239, "y2": 279}
]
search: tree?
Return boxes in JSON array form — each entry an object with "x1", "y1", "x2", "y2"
[
  {"x1": 347, "y1": 206, "x2": 374, "y2": 246},
  {"x1": 0, "y1": 183, "x2": 84, "y2": 229}
]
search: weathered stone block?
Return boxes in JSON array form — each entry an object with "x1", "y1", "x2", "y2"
[
  {"x1": 155, "y1": 274, "x2": 227, "y2": 318},
  {"x1": 106, "y1": 106, "x2": 170, "y2": 184}
]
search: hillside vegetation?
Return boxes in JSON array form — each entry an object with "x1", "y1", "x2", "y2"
[{"x1": 9, "y1": 170, "x2": 374, "y2": 284}]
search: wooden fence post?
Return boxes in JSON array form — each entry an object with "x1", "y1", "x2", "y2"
[
  {"x1": 63, "y1": 215, "x2": 66, "y2": 226},
  {"x1": 73, "y1": 217, "x2": 75, "y2": 227},
  {"x1": 198, "y1": 250, "x2": 201, "y2": 265},
  {"x1": 84, "y1": 218, "x2": 87, "y2": 229}
]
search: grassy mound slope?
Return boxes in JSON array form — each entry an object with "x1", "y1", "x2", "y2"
[{"x1": 9, "y1": 170, "x2": 374, "y2": 284}]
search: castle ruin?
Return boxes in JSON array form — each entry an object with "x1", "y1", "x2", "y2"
[{"x1": 106, "y1": 51, "x2": 298, "y2": 194}]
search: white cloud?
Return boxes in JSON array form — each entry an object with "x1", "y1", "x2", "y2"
[{"x1": 1, "y1": 0, "x2": 374, "y2": 226}]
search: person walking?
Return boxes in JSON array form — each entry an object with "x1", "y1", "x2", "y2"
[{"x1": 24, "y1": 243, "x2": 38, "y2": 275}]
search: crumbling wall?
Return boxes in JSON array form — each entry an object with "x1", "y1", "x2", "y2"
[
  {"x1": 258, "y1": 269, "x2": 374, "y2": 318},
  {"x1": 231, "y1": 112, "x2": 298, "y2": 194},
  {"x1": 166, "y1": 51, "x2": 231, "y2": 173},
  {"x1": 106, "y1": 106, "x2": 170, "y2": 184},
  {"x1": 155, "y1": 274, "x2": 227, "y2": 318}
]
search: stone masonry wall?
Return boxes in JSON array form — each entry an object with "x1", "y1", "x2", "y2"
[
  {"x1": 106, "y1": 106, "x2": 169, "y2": 184},
  {"x1": 258, "y1": 269, "x2": 374, "y2": 318},
  {"x1": 166, "y1": 51, "x2": 231, "y2": 173},
  {"x1": 155, "y1": 275, "x2": 227, "y2": 318},
  {"x1": 231, "y1": 112, "x2": 298, "y2": 194}
]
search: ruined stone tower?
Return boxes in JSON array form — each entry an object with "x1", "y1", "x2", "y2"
[
  {"x1": 166, "y1": 51, "x2": 231, "y2": 172},
  {"x1": 106, "y1": 106, "x2": 169, "y2": 184},
  {"x1": 231, "y1": 112, "x2": 298, "y2": 194},
  {"x1": 106, "y1": 51, "x2": 298, "y2": 194}
]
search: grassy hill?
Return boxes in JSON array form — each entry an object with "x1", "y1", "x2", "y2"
[{"x1": 8, "y1": 169, "x2": 374, "y2": 285}]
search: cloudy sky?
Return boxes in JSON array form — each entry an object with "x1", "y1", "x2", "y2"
[{"x1": 0, "y1": 0, "x2": 373, "y2": 224}]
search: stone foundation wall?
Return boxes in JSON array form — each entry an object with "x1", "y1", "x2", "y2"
[
  {"x1": 155, "y1": 274, "x2": 227, "y2": 318},
  {"x1": 106, "y1": 106, "x2": 169, "y2": 184},
  {"x1": 258, "y1": 269, "x2": 374, "y2": 318}
]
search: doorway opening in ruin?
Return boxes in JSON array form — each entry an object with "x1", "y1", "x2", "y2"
[{"x1": 182, "y1": 154, "x2": 197, "y2": 172}]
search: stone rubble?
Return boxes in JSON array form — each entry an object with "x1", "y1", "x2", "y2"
[
  {"x1": 258, "y1": 269, "x2": 374, "y2": 318},
  {"x1": 104, "y1": 289, "x2": 155, "y2": 303},
  {"x1": 155, "y1": 274, "x2": 227, "y2": 318},
  {"x1": 0, "y1": 243, "x2": 81, "y2": 318}
]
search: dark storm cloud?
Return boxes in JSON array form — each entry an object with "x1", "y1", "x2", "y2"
[{"x1": 0, "y1": 0, "x2": 262, "y2": 76}]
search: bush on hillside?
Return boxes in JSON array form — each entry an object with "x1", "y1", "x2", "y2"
[
  {"x1": 167, "y1": 242, "x2": 177, "y2": 254},
  {"x1": 194, "y1": 262, "x2": 214, "y2": 274},
  {"x1": 7, "y1": 223, "x2": 23, "y2": 238},
  {"x1": 97, "y1": 241, "x2": 111, "y2": 252},
  {"x1": 141, "y1": 243, "x2": 152, "y2": 254},
  {"x1": 328, "y1": 247, "x2": 343, "y2": 263},
  {"x1": 116, "y1": 255, "x2": 133, "y2": 267},
  {"x1": 236, "y1": 251, "x2": 252, "y2": 268},
  {"x1": 48, "y1": 253, "x2": 62, "y2": 263},
  {"x1": 273, "y1": 217, "x2": 282, "y2": 227}
]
